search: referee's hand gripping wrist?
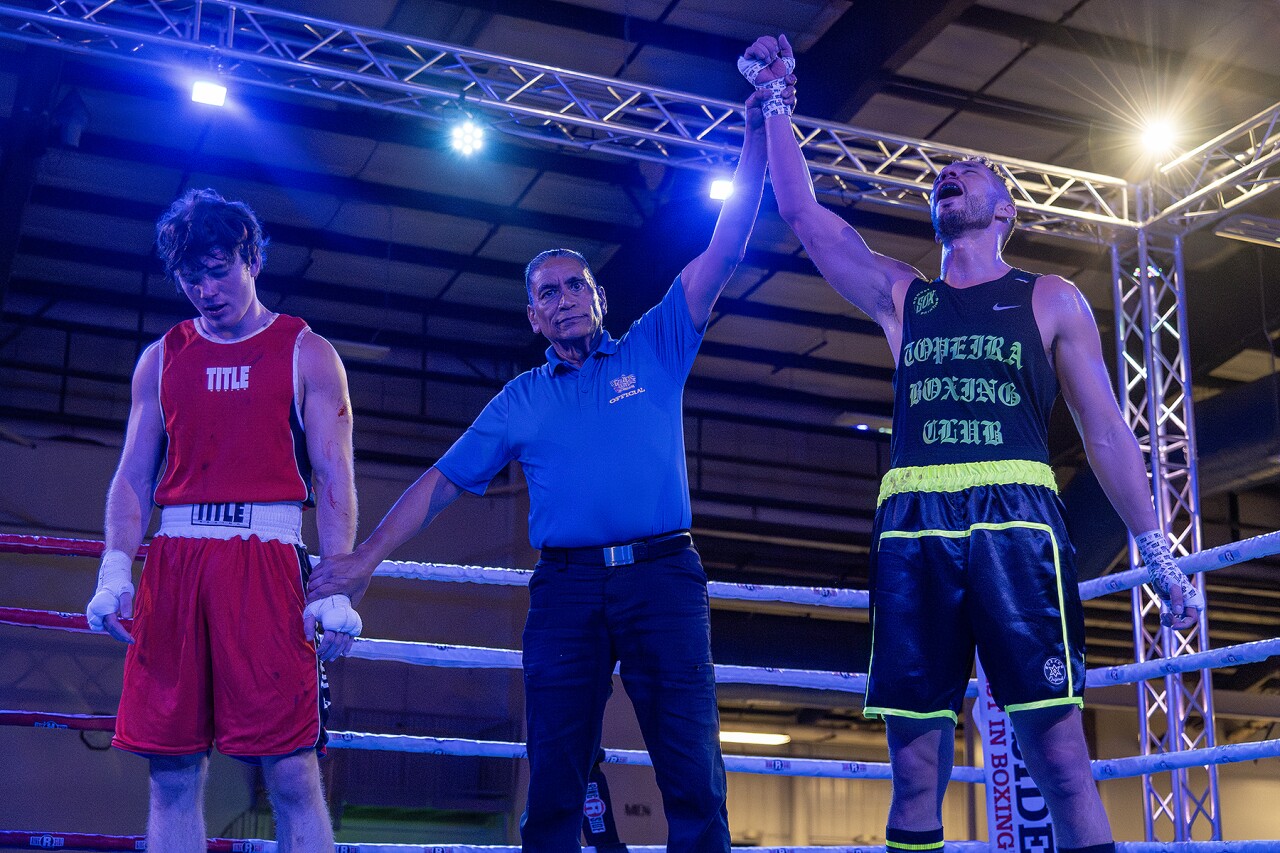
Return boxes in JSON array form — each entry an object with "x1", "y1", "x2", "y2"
[
  {"x1": 86, "y1": 548, "x2": 135, "y2": 644},
  {"x1": 1135, "y1": 529, "x2": 1203, "y2": 629}
]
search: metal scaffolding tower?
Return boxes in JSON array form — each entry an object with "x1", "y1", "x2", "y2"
[{"x1": 1, "y1": 0, "x2": 1280, "y2": 840}]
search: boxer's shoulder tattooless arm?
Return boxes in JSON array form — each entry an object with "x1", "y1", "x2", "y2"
[
  {"x1": 299, "y1": 331, "x2": 357, "y2": 558},
  {"x1": 104, "y1": 341, "x2": 164, "y2": 555},
  {"x1": 1044, "y1": 276, "x2": 1158, "y2": 536},
  {"x1": 763, "y1": 107, "x2": 917, "y2": 336}
]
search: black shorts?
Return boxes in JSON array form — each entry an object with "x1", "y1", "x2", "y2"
[{"x1": 864, "y1": 466, "x2": 1086, "y2": 722}]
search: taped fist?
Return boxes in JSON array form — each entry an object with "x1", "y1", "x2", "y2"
[
  {"x1": 1134, "y1": 529, "x2": 1204, "y2": 630},
  {"x1": 86, "y1": 549, "x2": 135, "y2": 644},
  {"x1": 303, "y1": 593, "x2": 363, "y2": 662}
]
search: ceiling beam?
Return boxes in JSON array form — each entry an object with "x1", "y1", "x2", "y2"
[
  {"x1": 876, "y1": 73, "x2": 1104, "y2": 133},
  {"x1": 417, "y1": 0, "x2": 740, "y2": 64},
  {"x1": 22, "y1": 52, "x2": 649, "y2": 190},
  {"x1": 801, "y1": 0, "x2": 979, "y2": 122},
  {"x1": 958, "y1": 5, "x2": 1280, "y2": 102}
]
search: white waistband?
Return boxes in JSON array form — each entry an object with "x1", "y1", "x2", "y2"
[{"x1": 158, "y1": 502, "x2": 304, "y2": 546}]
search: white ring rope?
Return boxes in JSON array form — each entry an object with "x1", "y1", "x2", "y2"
[
  {"x1": 348, "y1": 635, "x2": 1280, "y2": 696},
  {"x1": 327, "y1": 730, "x2": 985, "y2": 783},
  {"x1": 374, "y1": 558, "x2": 871, "y2": 607},
  {"x1": 1086, "y1": 637, "x2": 1280, "y2": 687},
  {"x1": 349, "y1": 638, "x2": 870, "y2": 692},
  {"x1": 7, "y1": 838, "x2": 1276, "y2": 852},
  {"x1": 1078, "y1": 530, "x2": 1280, "y2": 601},
  {"x1": 369, "y1": 530, "x2": 1280, "y2": 611},
  {"x1": 1091, "y1": 736, "x2": 1280, "y2": 780}
]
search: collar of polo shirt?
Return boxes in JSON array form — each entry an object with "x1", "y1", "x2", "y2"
[{"x1": 545, "y1": 330, "x2": 619, "y2": 371}]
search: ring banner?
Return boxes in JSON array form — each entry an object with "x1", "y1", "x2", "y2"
[{"x1": 974, "y1": 659, "x2": 1055, "y2": 852}]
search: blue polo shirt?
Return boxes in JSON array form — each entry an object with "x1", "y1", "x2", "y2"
[{"x1": 434, "y1": 278, "x2": 704, "y2": 549}]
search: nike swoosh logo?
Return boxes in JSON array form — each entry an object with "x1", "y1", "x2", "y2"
[{"x1": 993, "y1": 304, "x2": 1020, "y2": 311}]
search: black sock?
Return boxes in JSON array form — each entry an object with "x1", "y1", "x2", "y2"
[
  {"x1": 1058, "y1": 844, "x2": 1116, "y2": 853},
  {"x1": 886, "y1": 826, "x2": 944, "y2": 852}
]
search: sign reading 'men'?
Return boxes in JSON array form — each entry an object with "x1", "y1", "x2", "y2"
[{"x1": 975, "y1": 659, "x2": 1055, "y2": 852}]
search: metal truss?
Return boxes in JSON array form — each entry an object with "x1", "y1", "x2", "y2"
[
  {"x1": 1111, "y1": 228, "x2": 1220, "y2": 841},
  {"x1": 1148, "y1": 101, "x2": 1280, "y2": 231},
  {"x1": 0, "y1": 0, "x2": 1134, "y2": 242}
]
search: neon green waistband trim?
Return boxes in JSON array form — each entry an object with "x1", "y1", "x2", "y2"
[
  {"x1": 878, "y1": 460, "x2": 1057, "y2": 505},
  {"x1": 886, "y1": 842, "x2": 945, "y2": 851}
]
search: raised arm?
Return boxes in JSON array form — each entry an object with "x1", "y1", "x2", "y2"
[
  {"x1": 1039, "y1": 275, "x2": 1201, "y2": 630},
  {"x1": 680, "y1": 98, "x2": 769, "y2": 327},
  {"x1": 745, "y1": 35, "x2": 919, "y2": 339},
  {"x1": 90, "y1": 342, "x2": 166, "y2": 644}
]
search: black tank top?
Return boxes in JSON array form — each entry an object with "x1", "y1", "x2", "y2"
[{"x1": 890, "y1": 268, "x2": 1059, "y2": 469}]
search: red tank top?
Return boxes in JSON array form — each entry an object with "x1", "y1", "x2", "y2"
[{"x1": 153, "y1": 314, "x2": 313, "y2": 506}]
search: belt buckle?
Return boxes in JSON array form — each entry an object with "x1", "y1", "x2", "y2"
[{"x1": 602, "y1": 544, "x2": 634, "y2": 567}]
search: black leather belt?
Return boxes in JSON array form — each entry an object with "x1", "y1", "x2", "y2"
[{"x1": 541, "y1": 531, "x2": 693, "y2": 567}]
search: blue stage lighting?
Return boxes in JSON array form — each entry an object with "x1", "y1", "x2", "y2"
[
  {"x1": 451, "y1": 119, "x2": 484, "y2": 155},
  {"x1": 191, "y1": 80, "x2": 227, "y2": 106}
]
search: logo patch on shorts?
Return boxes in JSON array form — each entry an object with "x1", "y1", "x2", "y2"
[
  {"x1": 1043, "y1": 657, "x2": 1067, "y2": 686},
  {"x1": 191, "y1": 502, "x2": 252, "y2": 528}
]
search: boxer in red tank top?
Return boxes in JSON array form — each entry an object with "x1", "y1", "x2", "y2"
[{"x1": 84, "y1": 189, "x2": 358, "y2": 853}]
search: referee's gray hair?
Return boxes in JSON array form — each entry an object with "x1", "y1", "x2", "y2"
[{"x1": 524, "y1": 248, "x2": 595, "y2": 303}]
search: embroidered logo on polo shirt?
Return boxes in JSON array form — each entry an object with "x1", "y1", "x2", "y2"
[{"x1": 608, "y1": 373, "x2": 646, "y2": 404}]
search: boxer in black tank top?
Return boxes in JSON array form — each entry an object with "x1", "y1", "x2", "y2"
[{"x1": 742, "y1": 32, "x2": 1202, "y2": 853}]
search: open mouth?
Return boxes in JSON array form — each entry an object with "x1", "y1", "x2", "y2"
[{"x1": 935, "y1": 182, "x2": 963, "y2": 201}]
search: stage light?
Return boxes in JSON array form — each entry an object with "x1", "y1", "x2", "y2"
[
  {"x1": 709, "y1": 178, "x2": 734, "y2": 200},
  {"x1": 191, "y1": 80, "x2": 227, "y2": 106},
  {"x1": 719, "y1": 730, "x2": 791, "y2": 746},
  {"x1": 1141, "y1": 118, "x2": 1176, "y2": 154},
  {"x1": 451, "y1": 118, "x2": 484, "y2": 156}
]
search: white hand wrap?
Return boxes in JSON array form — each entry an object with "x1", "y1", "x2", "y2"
[
  {"x1": 1135, "y1": 529, "x2": 1204, "y2": 621},
  {"x1": 738, "y1": 52, "x2": 795, "y2": 117},
  {"x1": 737, "y1": 53, "x2": 795, "y2": 87},
  {"x1": 86, "y1": 549, "x2": 134, "y2": 632},
  {"x1": 304, "y1": 594, "x2": 363, "y2": 638}
]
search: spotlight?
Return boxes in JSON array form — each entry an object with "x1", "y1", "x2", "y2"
[
  {"x1": 191, "y1": 80, "x2": 227, "y2": 106},
  {"x1": 451, "y1": 118, "x2": 484, "y2": 156},
  {"x1": 1141, "y1": 118, "x2": 1176, "y2": 154},
  {"x1": 709, "y1": 178, "x2": 734, "y2": 201}
]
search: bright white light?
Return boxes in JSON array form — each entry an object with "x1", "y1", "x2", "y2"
[
  {"x1": 719, "y1": 731, "x2": 791, "y2": 746},
  {"x1": 1141, "y1": 118, "x2": 1176, "y2": 154},
  {"x1": 451, "y1": 119, "x2": 485, "y2": 155},
  {"x1": 854, "y1": 423, "x2": 870, "y2": 431},
  {"x1": 710, "y1": 178, "x2": 735, "y2": 201},
  {"x1": 191, "y1": 80, "x2": 227, "y2": 107}
]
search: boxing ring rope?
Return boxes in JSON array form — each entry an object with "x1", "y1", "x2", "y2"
[
  {"x1": 5, "y1": 528, "x2": 1279, "y2": 605},
  {"x1": 1, "y1": 832, "x2": 1279, "y2": 853},
  {"x1": 3, "y1": 531, "x2": 1280, "y2": 851},
  {"x1": 4, "y1": 705, "x2": 1278, "y2": 785}
]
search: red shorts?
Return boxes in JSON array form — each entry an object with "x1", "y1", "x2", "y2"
[{"x1": 113, "y1": 534, "x2": 328, "y2": 760}]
